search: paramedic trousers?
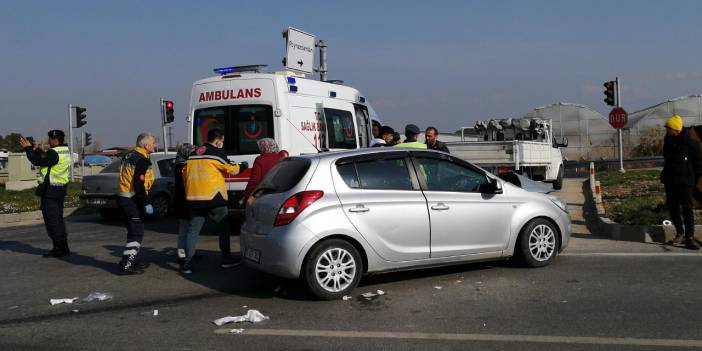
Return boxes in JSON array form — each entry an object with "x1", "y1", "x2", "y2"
[
  {"x1": 40, "y1": 194, "x2": 67, "y2": 244},
  {"x1": 183, "y1": 206, "x2": 231, "y2": 264},
  {"x1": 117, "y1": 196, "x2": 146, "y2": 267},
  {"x1": 664, "y1": 183, "x2": 695, "y2": 238}
]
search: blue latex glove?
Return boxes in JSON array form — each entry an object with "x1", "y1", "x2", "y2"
[
  {"x1": 144, "y1": 204, "x2": 154, "y2": 215},
  {"x1": 239, "y1": 161, "x2": 249, "y2": 171}
]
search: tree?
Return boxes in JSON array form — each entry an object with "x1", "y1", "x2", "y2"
[{"x1": 1, "y1": 133, "x2": 25, "y2": 152}]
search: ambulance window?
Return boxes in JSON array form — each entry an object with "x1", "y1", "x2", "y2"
[
  {"x1": 232, "y1": 105, "x2": 274, "y2": 155},
  {"x1": 194, "y1": 108, "x2": 226, "y2": 146},
  {"x1": 324, "y1": 108, "x2": 356, "y2": 149}
]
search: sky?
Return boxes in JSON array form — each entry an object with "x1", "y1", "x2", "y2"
[{"x1": 1, "y1": 0, "x2": 701, "y2": 147}]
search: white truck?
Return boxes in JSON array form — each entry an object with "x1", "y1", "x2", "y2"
[
  {"x1": 186, "y1": 64, "x2": 379, "y2": 209},
  {"x1": 446, "y1": 118, "x2": 568, "y2": 190}
]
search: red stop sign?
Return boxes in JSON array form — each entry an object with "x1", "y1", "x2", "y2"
[{"x1": 609, "y1": 107, "x2": 628, "y2": 129}]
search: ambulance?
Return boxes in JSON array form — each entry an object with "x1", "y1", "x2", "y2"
[{"x1": 187, "y1": 64, "x2": 379, "y2": 210}]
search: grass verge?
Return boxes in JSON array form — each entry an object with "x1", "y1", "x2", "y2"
[{"x1": 0, "y1": 182, "x2": 82, "y2": 214}]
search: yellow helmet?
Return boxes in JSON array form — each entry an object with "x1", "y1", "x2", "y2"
[{"x1": 665, "y1": 115, "x2": 683, "y2": 132}]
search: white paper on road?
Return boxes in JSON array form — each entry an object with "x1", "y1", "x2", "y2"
[
  {"x1": 376, "y1": 290, "x2": 385, "y2": 295},
  {"x1": 342, "y1": 295, "x2": 352, "y2": 301},
  {"x1": 153, "y1": 309, "x2": 159, "y2": 316},
  {"x1": 361, "y1": 292, "x2": 377, "y2": 298},
  {"x1": 434, "y1": 286, "x2": 443, "y2": 290},
  {"x1": 229, "y1": 328, "x2": 245, "y2": 334},
  {"x1": 83, "y1": 292, "x2": 113, "y2": 302},
  {"x1": 49, "y1": 297, "x2": 78, "y2": 305},
  {"x1": 213, "y1": 310, "x2": 269, "y2": 326}
]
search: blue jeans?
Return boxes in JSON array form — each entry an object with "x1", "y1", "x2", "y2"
[{"x1": 184, "y1": 206, "x2": 231, "y2": 264}]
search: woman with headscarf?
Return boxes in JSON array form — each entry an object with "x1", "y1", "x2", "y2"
[
  {"x1": 243, "y1": 138, "x2": 283, "y2": 204},
  {"x1": 174, "y1": 143, "x2": 195, "y2": 263}
]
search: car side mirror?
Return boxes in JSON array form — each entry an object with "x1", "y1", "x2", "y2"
[{"x1": 481, "y1": 177, "x2": 503, "y2": 194}]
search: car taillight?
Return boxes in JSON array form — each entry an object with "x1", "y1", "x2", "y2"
[{"x1": 274, "y1": 191, "x2": 324, "y2": 226}]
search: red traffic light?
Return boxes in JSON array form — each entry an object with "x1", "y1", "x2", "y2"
[{"x1": 165, "y1": 101, "x2": 174, "y2": 109}]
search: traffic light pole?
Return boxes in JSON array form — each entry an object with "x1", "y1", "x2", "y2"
[
  {"x1": 80, "y1": 132, "x2": 85, "y2": 180},
  {"x1": 160, "y1": 98, "x2": 169, "y2": 154},
  {"x1": 67, "y1": 104, "x2": 74, "y2": 181},
  {"x1": 616, "y1": 77, "x2": 625, "y2": 173}
]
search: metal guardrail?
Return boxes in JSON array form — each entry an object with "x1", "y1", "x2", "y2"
[{"x1": 564, "y1": 157, "x2": 663, "y2": 177}]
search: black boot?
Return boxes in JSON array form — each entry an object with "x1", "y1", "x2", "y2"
[
  {"x1": 118, "y1": 254, "x2": 144, "y2": 275},
  {"x1": 43, "y1": 241, "x2": 60, "y2": 258},
  {"x1": 685, "y1": 237, "x2": 701, "y2": 250},
  {"x1": 55, "y1": 240, "x2": 70, "y2": 257}
]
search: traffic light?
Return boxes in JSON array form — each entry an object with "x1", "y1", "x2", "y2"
[
  {"x1": 75, "y1": 106, "x2": 87, "y2": 127},
  {"x1": 603, "y1": 81, "x2": 616, "y2": 106},
  {"x1": 164, "y1": 100, "x2": 174, "y2": 124},
  {"x1": 84, "y1": 132, "x2": 92, "y2": 147}
]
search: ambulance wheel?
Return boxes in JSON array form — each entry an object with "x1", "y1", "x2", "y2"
[{"x1": 552, "y1": 167, "x2": 563, "y2": 190}]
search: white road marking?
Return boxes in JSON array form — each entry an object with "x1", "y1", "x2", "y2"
[
  {"x1": 214, "y1": 328, "x2": 702, "y2": 347},
  {"x1": 562, "y1": 252, "x2": 702, "y2": 257}
]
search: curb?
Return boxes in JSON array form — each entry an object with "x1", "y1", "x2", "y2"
[
  {"x1": 0, "y1": 207, "x2": 81, "y2": 226},
  {"x1": 584, "y1": 179, "x2": 700, "y2": 243}
]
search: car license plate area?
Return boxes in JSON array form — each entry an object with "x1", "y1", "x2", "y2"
[
  {"x1": 245, "y1": 247, "x2": 260, "y2": 263},
  {"x1": 87, "y1": 198, "x2": 107, "y2": 205}
]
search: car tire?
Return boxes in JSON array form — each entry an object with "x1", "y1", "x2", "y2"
[
  {"x1": 99, "y1": 209, "x2": 121, "y2": 221},
  {"x1": 552, "y1": 167, "x2": 564, "y2": 190},
  {"x1": 302, "y1": 239, "x2": 363, "y2": 300},
  {"x1": 516, "y1": 218, "x2": 559, "y2": 267},
  {"x1": 150, "y1": 193, "x2": 170, "y2": 219}
]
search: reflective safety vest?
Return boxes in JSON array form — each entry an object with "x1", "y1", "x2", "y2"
[
  {"x1": 394, "y1": 141, "x2": 427, "y2": 149},
  {"x1": 38, "y1": 146, "x2": 70, "y2": 186}
]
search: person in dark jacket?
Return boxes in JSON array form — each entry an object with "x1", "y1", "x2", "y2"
[
  {"x1": 425, "y1": 126, "x2": 450, "y2": 153},
  {"x1": 243, "y1": 138, "x2": 283, "y2": 204},
  {"x1": 19, "y1": 130, "x2": 71, "y2": 257},
  {"x1": 661, "y1": 115, "x2": 701, "y2": 250},
  {"x1": 174, "y1": 143, "x2": 195, "y2": 263},
  {"x1": 116, "y1": 133, "x2": 157, "y2": 274},
  {"x1": 371, "y1": 126, "x2": 395, "y2": 147}
]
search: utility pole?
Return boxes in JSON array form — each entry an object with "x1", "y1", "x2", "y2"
[
  {"x1": 80, "y1": 132, "x2": 85, "y2": 180},
  {"x1": 67, "y1": 104, "x2": 74, "y2": 181},
  {"x1": 616, "y1": 77, "x2": 625, "y2": 173},
  {"x1": 315, "y1": 40, "x2": 328, "y2": 82},
  {"x1": 160, "y1": 98, "x2": 168, "y2": 154}
]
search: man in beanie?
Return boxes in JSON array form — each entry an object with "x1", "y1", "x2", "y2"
[
  {"x1": 19, "y1": 130, "x2": 72, "y2": 257},
  {"x1": 661, "y1": 115, "x2": 701, "y2": 250},
  {"x1": 394, "y1": 124, "x2": 427, "y2": 149}
]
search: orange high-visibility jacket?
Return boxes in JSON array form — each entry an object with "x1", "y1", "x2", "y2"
[{"x1": 183, "y1": 144, "x2": 240, "y2": 208}]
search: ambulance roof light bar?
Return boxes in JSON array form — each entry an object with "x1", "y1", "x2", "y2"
[{"x1": 213, "y1": 65, "x2": 268, "y2": 75}]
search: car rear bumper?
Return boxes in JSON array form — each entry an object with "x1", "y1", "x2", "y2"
[{"x1": 240, "y1": 224, "x2": 312, "y2": 279}]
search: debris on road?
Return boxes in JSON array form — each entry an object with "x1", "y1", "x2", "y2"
[
  {"x1": 274, "y1": 286, "x2": 282, "y2": 293},
  {"x1": 213, "y1": 310, "x2": 269, "y2": 326},
  {"x1": 153, "y1": 309, "x2": 159, "y2": 316},
  {"x1": 72, "y1": 310, "x2": 79, "y2": 313},
  {"x1": 342, "y1": 295, "x2": 352, "y2": 301},
  {"x1": 82, "y1": 292, "x2": 113, "y2": 302},
  {"x1": 8, "y1": 305, "x2": 19, "y2": 310},
  {"x1": 376, "y1": 290, "x2": 385, "y2": 296},
  {"x1": 434, "y1": 286, "x2": 443, "y2": 290},
  {"x1": 49, "y1": 297, "x2": 78, "y2": 305},
  {"x1": 229, "y1": 328, "x2": 245, "y2": 334}
]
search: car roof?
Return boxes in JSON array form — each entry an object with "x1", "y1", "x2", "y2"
[{"x1": 295, "y1": 147, "x2": 446, "y2": 161}]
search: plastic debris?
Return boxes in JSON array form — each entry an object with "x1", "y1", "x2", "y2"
[
  {"x1": 213, "y1": 310, "x2": 269, "y2": 326},
  {"x1": 230, "y1": 328, "x2": 245, "y2": 334},
  {"x1": 242, "y1": 305, "x2": 248, "y2": 308},
  {"x1": 82, "y1": 292, "x2": 113, "y2": 302},
  {"x1": 50, "y1": 297, "x2": 78, "y2": 305},
  {"x1": 72, "y1": 309, "x2": 79, "y2": 313},
  {"x1": 153, "y1": 309, "x2": 159, "y2": 316},
  {"x1": 361, "y1": 292, "x2": 377, "y2": 298},
  {"x1": 342, "y1": 295, "x2": 352, "y2": 301},
  {"x1": 376, "y1": 290, "x2": 385, "y2": 296},
  {"x1": 434, "y1": 286, "x2": 443, "y2": 290}
]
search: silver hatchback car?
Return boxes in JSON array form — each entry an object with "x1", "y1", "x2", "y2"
[{"x1": 241, "y1": 149, "x2": 571, "y2": 300}]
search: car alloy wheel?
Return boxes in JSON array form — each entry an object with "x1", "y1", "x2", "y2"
[
  {"x1": 315, "y1": 247, "x2": 357, "y2": 293},
  {"x1": 151, "y1": 194, "x2": 170, "y2": 218},
  {"x1": 528, "y1": 224, "x2": 556, "y2": 262},
  {"x1": 303, "y1": 239, "x2": 363, "y2": 300}
]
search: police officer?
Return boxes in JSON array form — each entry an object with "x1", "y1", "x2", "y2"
[
  {"x1": 394, "y1": 124, "x2": 428, "y2": 149},
  {"x1": 19, "y1": 130, "x2": 71, "y2": 257},
  {"x1": 116, "y1": 132, "x2": 156, "y2": 274}
]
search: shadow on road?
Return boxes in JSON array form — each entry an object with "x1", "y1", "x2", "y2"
[{"x1": 0, "y1": 240, "x2": 117, "y2": 273}]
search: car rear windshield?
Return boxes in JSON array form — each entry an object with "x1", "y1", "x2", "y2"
[
  {"x1": 101, "y1": 160, "x2": 121, "y2": 173},
  {"x1": 193, "y1": 104, "x2": 274, "y2": 155},
  {"x1": 255, "y1": 158, "x2": 312, "y2": 195}
]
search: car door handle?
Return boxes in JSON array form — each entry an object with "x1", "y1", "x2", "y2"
[
  {"x1": 348, "y1": 205, "x2": 369, "y2": 213},
  {"x1": 431, "y1": 203, "x2": 450, "y2": 211}
]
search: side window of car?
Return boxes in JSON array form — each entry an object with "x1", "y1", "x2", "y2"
[
  {"x1": 415, "y1": 157, "x2": 488, "y2": 192},
  {"x1": 157, "y1": 159, "x2": 175, "y2": 178},
  {"x1": 336, "y1": 158, "x2": 412, "y2": 190}
]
